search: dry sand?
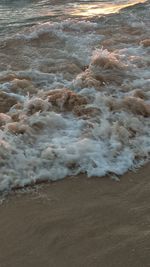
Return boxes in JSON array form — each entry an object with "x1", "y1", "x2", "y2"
[{"x1": 0, "y1": 164, "x2": 150, "y2": 267}]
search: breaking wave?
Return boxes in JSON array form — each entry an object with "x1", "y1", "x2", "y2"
[{"x1": 0, "y1": 1, "x2": 150, "y2": 191}]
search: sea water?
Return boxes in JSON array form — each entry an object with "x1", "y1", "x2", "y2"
[{"x1": 0, "y1": 0, "x2": 149, "y2": 191}]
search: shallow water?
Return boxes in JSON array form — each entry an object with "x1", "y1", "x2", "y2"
[
  {"x1": 0, "y1": 0, "x2": 147, "y2": 36},
  {"x1": 0, "y1": 0, "x2": 150, "y2": 191}
]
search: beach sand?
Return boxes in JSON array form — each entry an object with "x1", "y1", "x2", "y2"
[{"x1": 0, "y1": 164, "x2": 150, "y2": 267}]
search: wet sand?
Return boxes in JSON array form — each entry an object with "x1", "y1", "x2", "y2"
[{"x1": 0, "y1": 164, "x2": 150, "y2": 267}]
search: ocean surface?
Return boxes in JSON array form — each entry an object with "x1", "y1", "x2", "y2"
[{"x1": 0, "y1": 0, "x2": 149, "y2": 191}]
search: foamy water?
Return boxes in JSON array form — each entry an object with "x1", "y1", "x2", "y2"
[{"x1": 0, "y1": 0, "x2": 150, "y2": 191}]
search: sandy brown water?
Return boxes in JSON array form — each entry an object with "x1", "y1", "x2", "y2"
[
  {"x1": 0, "y1": 1, "x2": 150, "y2": 190},
  {"x1": 0, "y1": 164, "x2": 150, "y2": 267}
]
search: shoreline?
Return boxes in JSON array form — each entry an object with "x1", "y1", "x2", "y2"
[{"x1": 0, "y1": 163, "x2": 150, "y2": 266}]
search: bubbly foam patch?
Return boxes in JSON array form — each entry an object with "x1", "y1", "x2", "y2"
[{"x1": 0, "y1": 7, "x2": 150, "y2": 191}]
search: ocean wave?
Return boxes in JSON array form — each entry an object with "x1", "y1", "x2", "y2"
[{"x1": 0, "y1": 1, "x2": 150, "y2": 191}]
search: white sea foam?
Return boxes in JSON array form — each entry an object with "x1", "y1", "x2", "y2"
[{"x1": 0, "y1": 2, "x2": 150, "y2": 191}]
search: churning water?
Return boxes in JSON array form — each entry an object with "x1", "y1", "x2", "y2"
[{"x1": 0, "y1": 0, "x2": 150, "y2": 191}]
